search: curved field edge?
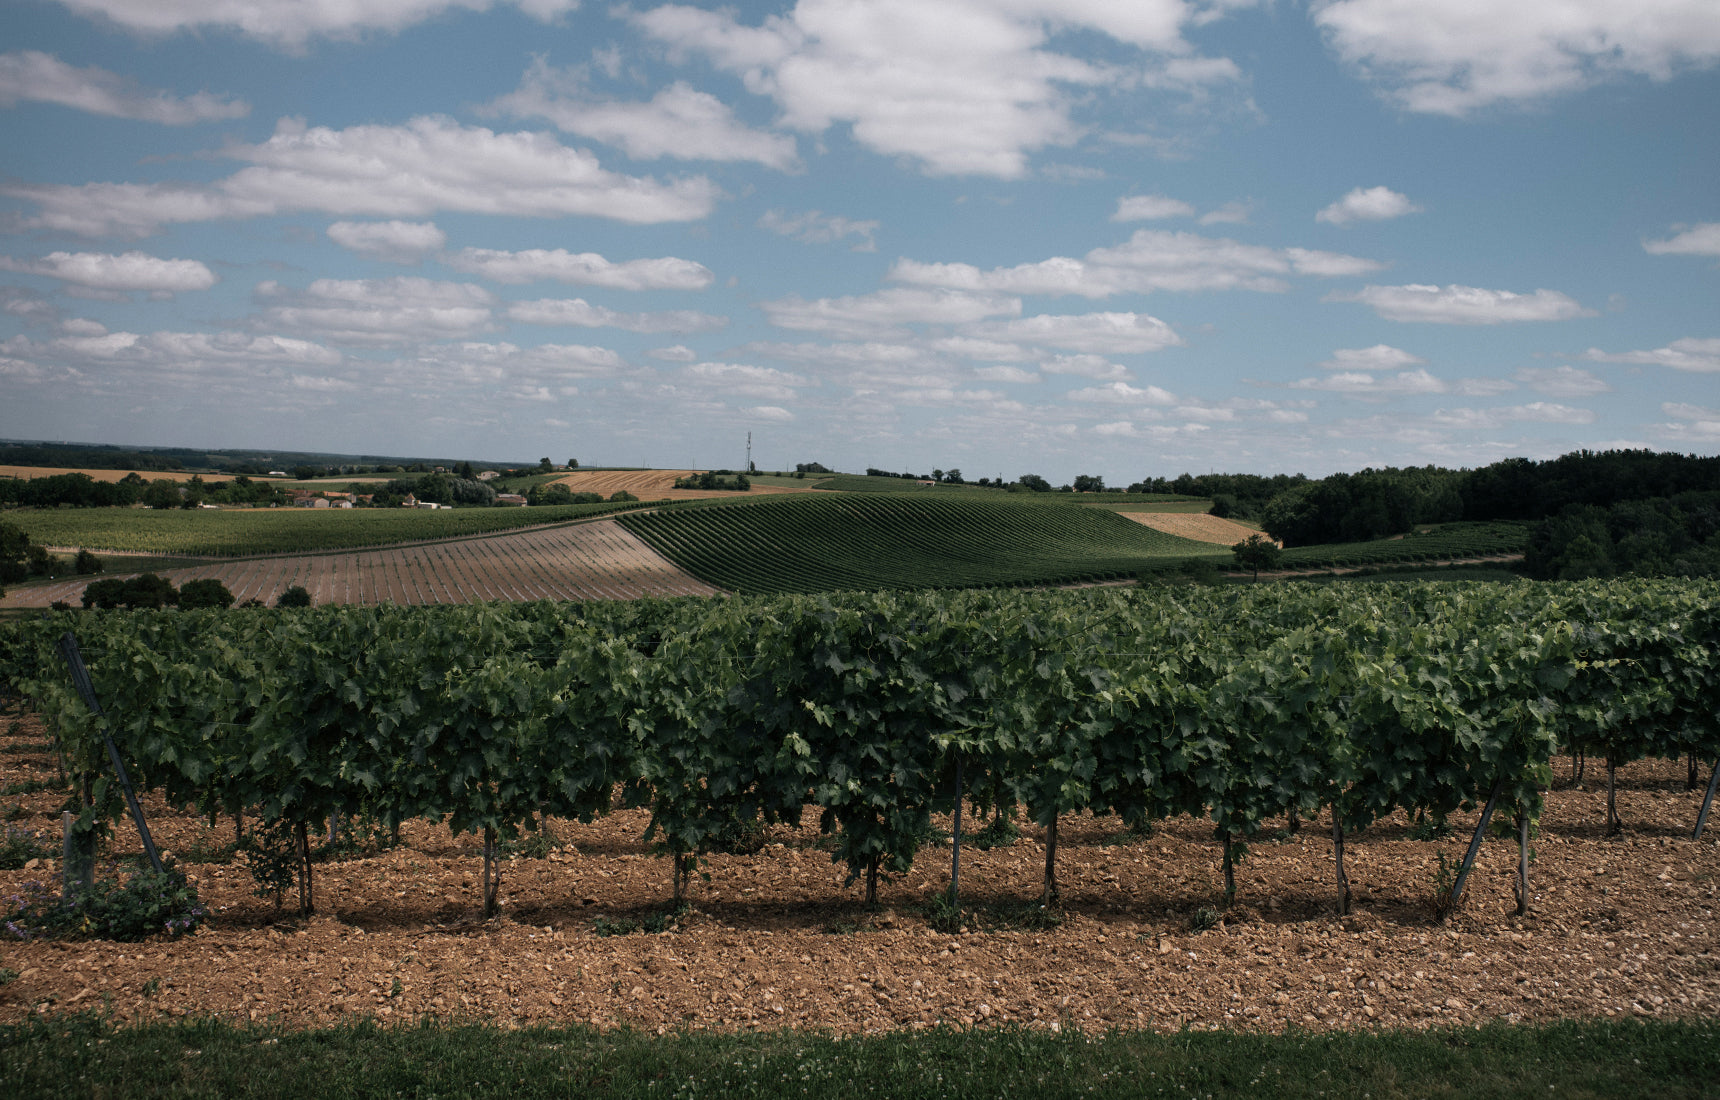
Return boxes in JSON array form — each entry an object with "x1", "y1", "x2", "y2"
[
  {"x1": 5, "y1": 499, "x2": 658, "y2": 557},
  {"x1": 2, "y1": 1016, "x2": 1715, "y2": 1100},
  {"x1": 0, "y1": 519, "x2": 718, "y2": 608},
  {"x1": 617, "y1": 494, "x2": 1223, "y2": 593}
]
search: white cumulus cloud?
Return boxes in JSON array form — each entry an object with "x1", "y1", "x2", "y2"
[
  {"x1": 51, "y1": 0, "x2": 582, "y2": 49},
  {"x1": 1643, "y1": 223, "x2": 1720, "y2": 256},
  {"x1": 1315, "y1": 185, "x2": 1421, "y2": 226},
  {"x1": 7, "y1": 115, "x2": 718, "y2": 237},
  {"x1": 757, "y1": 209, "x2": 879, "y2": 252},
  {"x1": 490, "y1": 61, "x2": 799, "y2": 169},
  {"x1": 507, "y1": 298, "x2": 726, "y2": 334},
  {"x1": 1335, "y1": 283, "x2": 1593, "y2": 324},
  {"x1": 1582, "y1": 337, "x2": 1720, "y2": 372},
  {"x1": 1516, "y1": 365, "x2": 1610, "y2": 397},
  {"x1": 966, "y1": 311, "x2": 1183, "y2": 355},
  {"x1": 326, "y1": 220, "x2": 446, "y2": 263},
  {"x1": 760, "y1": 287, "x2": 1021, "y2": 340},
  {"x1": 1431, "y1": 402, "x2": 1596, "y2": 429},
  {"x1": 0, "y1": 250, "x2": 216, "y2": 295},
  {"x1": 1067, "y1": 380, "x2": 1177, "y2": 404},
  {"x1": 1314, "y1": 0, "x2": 1720, "y2": 115},
  {"x1": 629, "y1": 0, "x2": 1238, "y2": 178},
  {"x1": 891, "y1": 229, "x2": 1380, "y2": 299},
  {"x1": 1320, "y1": 344, "x2": 1425, "y2": 371},
  {"x1": 253, "y1": 277, "x2": 496, "y2": 345},
  {"x1": 0, "y1": 50, "x2": 249, "y2": 123},
  {"x1": 1112, "y1": 194, "x2": 1195, "y2": 221},
  {"x1": 444, "y1": 247, "x2": 713, "y2": 290}
]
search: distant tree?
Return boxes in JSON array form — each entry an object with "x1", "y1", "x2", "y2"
[
  {"x1": 0, "y1": 520, "x2": 31, "y2": 584},
  {"x1": 538, "y1": 457, "x2": 553, "y2": 473},
  {"x1": 119, "y1": 573, "x2": 178, "y2": 609},
  {"x1": 142, "y1": 479, "x2": 182, "y2": 510},
  {"x1": 527, "y1": 483, "x2": 575, "y2": 506},
  {"x1": 74, "y1": 548, "x2": 103, "y2": 575},
  {"x1": 292, "y1": 465, "x2": 320, "y2": 481},
  {"x1": 932, "y1": 469, "x2": 944, "y2": 483},
  {"x1": 458, "y1": 461, "x2": 476, "y2": 480},
  {"x1": 26, "y1": 544, "x2": 67, "y2": 578},
  {"x1": 943, "y1": 468, "x2": 962, "y2": 484},
  {"x1": 1073, "y1": 474, "x2": 1105, "y2": 493},
  {"x1": 568, "y1": 458, "x2": 579, "y2": 469},
  {"x1": 1208, "y1": 494, "x2": 1236, "y2": 519},
  {"x1": 81, "y1": 578, "x2": 127, "y2": 609},
  {"x1": 1018, "y1": 473, "x2": 1052, "y2": 492},
  {"x1": 275, "y1": 585, "x2": 312, "y2": 608},
  {"x1": 608, "y1": 490, "x2": 637, "y2": 502},
  {"x1": 178, "y1": 578, "x2": 236, "y2": 610},
  {"x1": 1231, "y1": 534, "x2": 1282, "y2": 581}
]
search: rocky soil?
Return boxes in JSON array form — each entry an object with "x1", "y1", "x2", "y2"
[{"x1": 2, "y1": 712, "x2": 1716, "y2": 1035}]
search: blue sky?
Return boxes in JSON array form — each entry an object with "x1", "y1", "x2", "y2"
[{"x1": 1, "y1": 0, "x2": 1716, "y2": 482}]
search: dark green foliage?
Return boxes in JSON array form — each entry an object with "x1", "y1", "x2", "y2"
[
  {"x1": 177, "y1": 577, "x2": 236, "y2": 610},
  {"x1": 673, "y1": 470, "x2": 750, "y2": 491},
  {"x1": 73, "y1": 548, "x2": 103, "y2": 575},
  {"x1": 275, "y1": 585, "x2": 312, "y2": 608},
  {"x1": 1524, "y1": 491, "x2": 1720, "y2": 579},
  {"x1": 81, "y1": 577, "x2": 127, "y2": 609},
  {"x1": 121, "y1": 573, "x2": 178, "y2": 609},
  {"x1": 1231, "y1": 533, "x2": 1281, "y2": 579},
  {"x1": 82, "y1": 573, "x2": 181, "y2": 609},
  {"x1": 3, "y1": 862, "x2": 204, "y2": 941},
  {"x1": 0, "y1": 520, "x2": 30, "y2": 585}
]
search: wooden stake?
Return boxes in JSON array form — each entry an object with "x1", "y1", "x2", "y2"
[
  {"x1": 1606, "y1": 756, "x2": 1620, "y2": 837},
  {"x1": 1041, "y1": 816, "x2": 1059, "y2": 905},
  {"x1": 1514, "y1": 810, "x2": 1530, "y2": 917},
  {"x1": 1332, "y1": 820, "x2": 1350, "y2": 916},
  {"x1": 1694, "y1": 760, "x2": 1720, "y2": 841},
  {"x1": 1446, "y1": 778, "x2": 1504, "y2": 920}
]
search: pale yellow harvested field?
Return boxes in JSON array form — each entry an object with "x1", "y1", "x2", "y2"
[
  {"x1": 0, "y1": 519, "x2": 720, "y2": 608},
  {"x1": 0, "y1": 465, "x2": 211, "y2": 483},
  {"x1": 1116, "y1": 511, "x2": 1271, "y2": 546},
  {"x1": 550, "y1": 468, "x2": 817, "y2": 501}
]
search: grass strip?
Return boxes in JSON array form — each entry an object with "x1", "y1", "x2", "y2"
[{"x1": 2, "y1": 1014, "x2": 1714, "y2": 1099}]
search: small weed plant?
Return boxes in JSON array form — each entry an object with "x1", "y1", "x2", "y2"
[
  {"x1": 0, "y1": 826, "x2": 54, "y2": 870},
  {"x1": 4, "y1": 861, "x2": 205, "y2": 941}
]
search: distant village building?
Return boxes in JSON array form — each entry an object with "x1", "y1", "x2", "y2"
[{"x1": 477, "y1": 470, "x2": 500, "y2": 481}]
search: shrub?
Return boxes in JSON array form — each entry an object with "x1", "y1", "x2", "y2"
[
  {"x1": 73, "y1": 548, "x2": 103, "y2": 575},
  {"x1": 81, "y1": 578, "x2": 127, "y2": 609},
  {"x1": 177, "y1": 578, "x2": 236, "y2": 610},
  {"x1": 4, "y1": 861, "x2": 205, "y2": 941},
  {"x1": 275, "y1": 585, "x2": 312, "y2": 608},
  {"x1": 120, "y1": 573, "x2": 177, "y2": 609}
]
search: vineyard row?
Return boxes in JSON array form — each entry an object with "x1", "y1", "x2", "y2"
[{"x1": 2, "y1": 579, "x2": 1716, "y2": 923}]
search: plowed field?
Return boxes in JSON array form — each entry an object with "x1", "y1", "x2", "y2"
[
  {"x1": 1115, "y1": 512, "x2": 1267, "y2": 546},
  {"x1": 551, "y1": 470, "x2": 818, "y2": 501},
  {"x1": 1, "y1": 710, "x2": 1714, "y2": 1036},
  {"x1": 0, "y1": 466, "x2": 210, "y2": 483},
  {"x1": 0, "y1": 520, "x2": 718, "y2": 608}
]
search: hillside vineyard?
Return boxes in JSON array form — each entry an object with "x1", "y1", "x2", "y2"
[{"x1": 3, "y1": 580, "x2": 1715, "y2": 917}]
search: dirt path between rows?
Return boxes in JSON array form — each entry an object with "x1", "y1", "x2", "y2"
[{"x1": 1, "y1": 715, "x2": 1714, "y2": 1036}]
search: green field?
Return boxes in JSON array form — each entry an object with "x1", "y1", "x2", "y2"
[
  {"x1": 5, "y1": 500, "x2": 652, "y2": 556},
  {"x1": 618, "y1": 493, "x2": 1217, "y2": 593},
  {"x1": 3, "y1": 1015, "x2": 1714, "y2": 1100},
  {"x1": 1270, "y1": 521, "x2": 1529, "y2": 571}
]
